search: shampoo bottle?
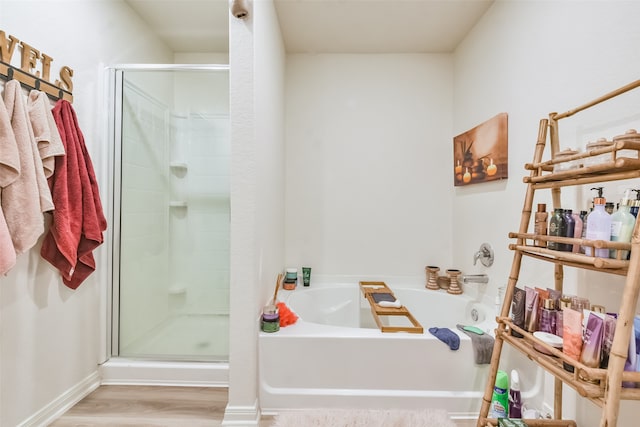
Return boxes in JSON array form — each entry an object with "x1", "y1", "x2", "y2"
[
  {"x1": 490, "y1": 370, "x2": 509, "y2": 418},
  {"x1": 508, "y1": 370, "x2": 522, "y2": 418},
  {"x1": 548, "y1": 208, "x2": 567, "y2": 251},
  {"x1": 610, "y1": 189, "x2": 636, "y2": 259},
  {"x1": 585, "y1": 188, "x2": 611, "y2": 258},
  {"x1": 563, "y1": 209, "x2": 575, "y2": 252}
]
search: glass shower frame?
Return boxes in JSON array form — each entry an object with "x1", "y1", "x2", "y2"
[{"x1": 105, "y1": 64, "x2": 230, "y2": 363}]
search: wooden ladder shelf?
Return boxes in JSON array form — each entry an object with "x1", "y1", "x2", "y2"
[{"x1": 477, "y1": 79, "x2": 640, "y2": 427}]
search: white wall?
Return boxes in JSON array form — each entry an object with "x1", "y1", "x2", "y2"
[
  {"x1": 225, "y1": 0, "x2": 285, "y2": 424},
  {"x1": 453, "y1": 1, "x2": 640, "y2": 423},
  {"x1": 284, "y1": 53, "x2": 453, "y2": 277},
  {"x1": 0, "y1": 1, "x2": 171, "y2": 425}
]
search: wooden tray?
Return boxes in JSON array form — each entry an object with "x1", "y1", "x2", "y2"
[{"x1": 359, "y1": 281, "x2": 423, "y2": 334}]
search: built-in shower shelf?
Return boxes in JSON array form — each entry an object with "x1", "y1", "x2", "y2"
[
  {"x1": 169, "y1": 201, "x2": 188, "y2": 208},
  {"x1": 169, "y1": 162, "x2": 188, "y2": 171},
  {"x1": 168, "y1": 285, "x2": 187, "y2": 295}
]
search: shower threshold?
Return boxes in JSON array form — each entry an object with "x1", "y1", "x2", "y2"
[{"x1": 100, "y1": 357, "x2": 228, "y2": 387}]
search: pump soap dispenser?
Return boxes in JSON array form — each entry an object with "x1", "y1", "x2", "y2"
[{"x1": 585, "y1": 187, "x2": 611, "y2": 258}]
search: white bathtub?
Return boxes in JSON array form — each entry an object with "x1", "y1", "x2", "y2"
[{"x1": 259, "y1": 281, "x2": 540, "y2": 419}]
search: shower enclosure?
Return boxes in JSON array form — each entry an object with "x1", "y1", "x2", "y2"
[{"x1": 107, "y1": 65, "x2": 230, "y2": 368}]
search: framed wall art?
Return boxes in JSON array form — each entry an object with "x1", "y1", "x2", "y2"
[{"x1": 453, "y1": 112, "x2": 508, "y2": 186}]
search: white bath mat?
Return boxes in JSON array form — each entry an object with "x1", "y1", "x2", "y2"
[{"x1": 270, "y1": 408, "x2": 457, "y2": 427}]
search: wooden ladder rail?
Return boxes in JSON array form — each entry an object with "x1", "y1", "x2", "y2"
[
  {"x1": 477, "y1": 118, "x2": 549, "y2": 427},
  {"x1": 547, "y1": 112, "x2": 566, "y2": 421},
  {"x1": 601, "y1": 210, "x2": 640, "y2": 426}
]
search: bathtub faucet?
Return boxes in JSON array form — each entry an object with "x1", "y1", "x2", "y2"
[
  {"x1": 461, "y1": 274, "x2": 489, "y2": 285},
  {"x1": 473, "y1": 243, "x2": 494, "y2": 267}
]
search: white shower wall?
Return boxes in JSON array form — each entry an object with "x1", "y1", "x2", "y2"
[{"x1": 169, "y1": 112, "x2": 230, "y2": 315}]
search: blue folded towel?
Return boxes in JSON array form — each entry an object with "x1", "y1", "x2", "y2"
[{"x1": 428, "y1": 327, "x2": 460, "y2": 350}]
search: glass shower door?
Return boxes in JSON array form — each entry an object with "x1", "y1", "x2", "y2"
[{"x1": 113, "y1": 66, "x2": 229, "y2": 361}]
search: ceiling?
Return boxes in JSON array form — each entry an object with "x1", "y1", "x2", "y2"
[{"x1": 123, "y1": 0, "x2": 494, "y2": 54}]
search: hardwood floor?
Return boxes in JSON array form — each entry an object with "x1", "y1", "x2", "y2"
[
  {"x1": 51, "y1": 385, "x2": 475, "y2": 426},
  {"x1": 50, "y1": 385, "x2": 272, "y2": 427}
]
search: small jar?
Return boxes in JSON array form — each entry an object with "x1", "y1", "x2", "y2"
[
  {"x1": 285, "y1": 268, "x2": 297, "y2": 281},
  {"x1": 553, "y1": 148, "x2": 580, "y2": 172},
  {"x1": 584, "y1": 138, "x2": 614, "y2": 167},
  {"x1": 261, "y1": 305, "x2": 280, "y2": 333},
  {"x1": 283, "y1": 268, "x2": 297, "y2": 290},
  {"x1": 612, "y1": 129, "x2": 640, "y2": 160}
]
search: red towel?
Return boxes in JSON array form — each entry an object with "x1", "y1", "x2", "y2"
[{"x1": 41, "y1": 100, "x2": 107, "y2": 289}]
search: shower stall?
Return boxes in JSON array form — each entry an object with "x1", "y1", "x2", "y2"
[{"x1": 103, "y1": 65, "x2": 230, "y2": 384}]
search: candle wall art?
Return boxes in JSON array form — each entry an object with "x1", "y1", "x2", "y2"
[{"x1": 453, "y1": 112, "x2": 508, "y2": 186}]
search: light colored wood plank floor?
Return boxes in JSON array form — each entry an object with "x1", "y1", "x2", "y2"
[
  {"x1": 50, "y1": 385, "x2": 273, "y2": 427},
  {"x1": 50, "y1": 385, "x2": 475, "y2": 426}
]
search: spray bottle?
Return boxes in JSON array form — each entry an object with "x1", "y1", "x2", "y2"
[
  {"x1": 508, "y1": 369, "x2": 523, "y2": 418},
  {"x1": 490, "y1": 370, "x2": 509, "y2": 418}
]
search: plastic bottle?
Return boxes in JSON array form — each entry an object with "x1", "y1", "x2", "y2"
[
  {"x1": 490, "y1": 370, "x2": 509, "y2": 418},
  {"x1": 539, "y1": 298, "x2": 557, "y2": 335},
  {"x1": 610, "y1": 189, "x2": 636, "y2": 259},
  {"x1": 547, "y1": 208, "x2": 566, "y2": 251},
  {"x1": 534, "y1": 203, "x2": 548, "y2": 248},
  {"x1": 508, "y1": 369, "x2": 523, "y2": 418},
  {"x1": 563, "y1": 209, "x2": 575, "y2": 252},
  {"x1": 630, "y1": 189, "x2": 640, "y2": 218},
  {"x1": 580, "y1": 209, "x2": 590, "y2": 254},
  {"x1": 585, "y1": 188, "x2": 611, "y2": 258},
  {"x1": 572, "y1": 211, "x2": 583, "y2": 253}
]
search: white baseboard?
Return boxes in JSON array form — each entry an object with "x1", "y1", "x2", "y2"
[
  {"x1": 18, "y1": 371, "x2": 101, "y2": 427},
  {"x1": 222, "y1": 400, "x2": 261, "y2": 426}
]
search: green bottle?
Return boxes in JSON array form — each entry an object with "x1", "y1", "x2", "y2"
[{"x1": 490, "y1": 370, "x2": 509, "y2": 418}]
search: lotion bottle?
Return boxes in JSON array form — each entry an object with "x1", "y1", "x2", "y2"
[
  {"x1": 585, "y1": 188, "x2": 611, "y2": 258},
  {"x1": 610, "y1": 189, "x2": 636, "y2": 259},
  {"x1": 539, "y1": 298, "x2": 557, "y2": 335}
]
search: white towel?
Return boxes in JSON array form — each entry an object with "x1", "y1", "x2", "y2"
[
  {"x1": 0, "y1": 95, "x2": 18, "y2": 273},
  {"x1": 27, "y1": 90, "x2": 65, "y2": 178},
  {"x1": 2, "y1": 80, "x2": 51, "y2": 253}
]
